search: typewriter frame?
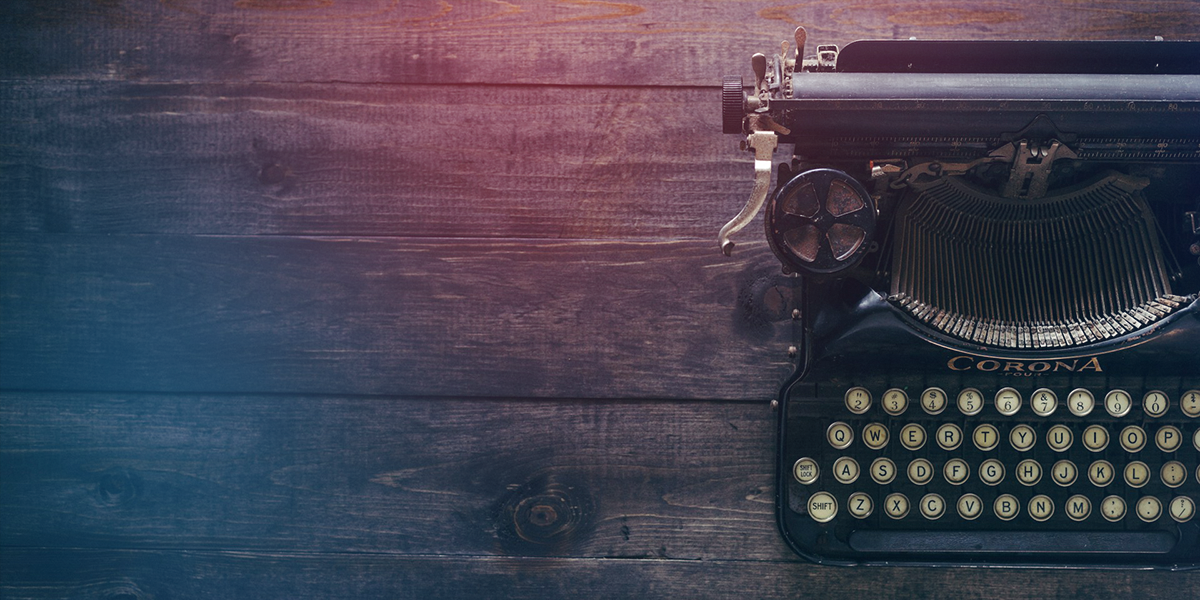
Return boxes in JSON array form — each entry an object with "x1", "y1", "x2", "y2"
[{"x1": 722, "y1": 33, "x2": 1200, "y2": 569}]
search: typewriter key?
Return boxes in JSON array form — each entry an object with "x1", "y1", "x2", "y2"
[
  {"x1": 957, "y1": 493, "x2": 983, "y2": 520},
  {"x1": 941, "y1": 459, "x2": 968, "y2": 485},
  {"x1": 920, "y1": 493, "x2": 946, "y2": 520},
  {"x1": 1016, "y1": 459, "x2": 1042, "y2": 485},
  {"x1": 1119, "y1": 425, "x2": 1146, "y2": 452},
  {"x1": 1161, "y1": 461, "x2": 1186, "y2": 488},
  {"x1": 1029, "y1": 495, "x2": 1054, "y2": 522},
  {"x1": 885, "y1": 493, "x2": 910, "y2": 519},
  {"x1": 1088, "y1": 460, "x2": 1115, "y2": 487},
  {"x1": 1183, "y1": 390, "x2": 1200, "y2": 418},
  {"x1": 793, "y1": 457, "x2": 819, "y2": 484},
  {"x1": 827, "y1": 422, "x2": 853, "y2": 449},
  {"x1": 808, "y1": 492, "x2": 838, "y2": 522},
  {"x1": 848, "y1": 492, "x2": 873, "y2": 519},
  {"x1": 994, "y1": 387, "x2": 1022, "y2": 416},
  {"x1": 1009, "y1": 424, "x2": 1036, "y2": 451},
  {"x1": 870, "y1": 457, "x2": 896, "y2": 484},
  {"x1": 1067, "y1": 388, "x2": 1095, "y2": 417},
  {"x1": 994, "y1": 494, "x2": 1020, "y2": 521},
  {"x1": 957, "y1": 388, "x2": 983, "y2": 416},
  {"x1": 1136, "y1": 496, "x2": 1163, "y2": 522},
  {"x1": 1105, "y1": 390, "x2": 1132, "y2": 417},
  {"x1": 1047, "y1": 425, "x2": 1073, "y2": 452},
  {"x1": 833, "y1": 456, "x2": 860, "y2": 484},
  {"x1": 1101, "y1": 495, "x2": 1127, "y2": 521},
  {"x1": 1125, "y1": 461, "x2": 1150, "y2": 488},
  {"x1": 882, "y1": 388, "x2": 909, "y2": 416},
  {"x1": 1082, "y1": 425, "x2": 1109, "y2": 452},
  {"x1": 907, "y1": 458, "x2": 934, "y2": 485},
  {"x1": 1170, "y1": 496, "x2": 1195, "y2": 523},
  {"x1": 1195, "y1": 429, "x2": 1200, "y2": 451},
  {"x1": 862, "y1": 423, "x2": 889, "y2": 450},
  {"x1": 1065, "y1": 495, "x2": 1092, "y2": 522},
  {"x1": 1031, "y1": 388, "x2": 1058, "y2": 417},
  {"x1": 1156, "y1": 425, "x2": 1182, "y2": 452},
  {"x1": 972, "y1": 424, "x2": 999, "y2": 451},
  {"x1": 921, "y1": 387, "x2": 947, "y2": 415},
  {"x1": 1143, "y1": 390, "x2": 1169, "y2": 418},
  {"x1": 936, "y1": 423, "x2": 962, "y2": 451},
  {"x1": 899, "y1": 423, "x2": 926, "y2": 451},
  {"x1": 845, "y1": 386, "x2": 871, "y2": 414},
  {"x1": 1051, "y1": 460, "x2": 1078, "y2": 486},
  {"x1": 980, "y1": 459, "x2": 1005, "y2": 485}
]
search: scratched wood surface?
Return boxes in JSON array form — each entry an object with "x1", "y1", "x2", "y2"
[
  {"x1": 4, "y1": 0, "x2": 1198, "y2": 597},
  {"x1": 3, "y1": 393, "x2": 1198, "y2": 599}
]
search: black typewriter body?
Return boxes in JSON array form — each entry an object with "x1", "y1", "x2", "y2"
[{"x1": 720, "y1": 34, "x2": 1200, "y2": 568}]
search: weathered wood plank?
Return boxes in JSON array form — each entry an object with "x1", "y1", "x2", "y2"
[
  {"x1": 1, "y1": 82, "x2": 753, "y2": 239},
  {"x1": 0, "y1": 235, "x2": 798, "y2": 398},
  {"x1": 0, "y1": 393, "x2": 785, "y2": 558},
  {"x1": 2, "y1": 550, "x2": 1196, "y2": 600},
  {"x1": 3, "y1": 0, "x2": 1197, "y2": 85}
]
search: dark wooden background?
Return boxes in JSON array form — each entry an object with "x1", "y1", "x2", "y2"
[{"x1": 3, "y1": 1, "x2": 1200, "y2": 597}]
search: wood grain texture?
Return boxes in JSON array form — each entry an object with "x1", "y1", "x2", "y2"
[
  {"x1": 4, "y1": 0, "x2": 1197, "y2": 85},
  {"x1": 1, "y1": 81, "x2": 753, "y2": 239},
  {"x1": 0, "y1": 393, "x2": 784, "y2": 557},
  {"x1": 2, "y1": 550, "x2": 1196, "y2": 600},
  {"x1": 0, "y1": 235, "x2": 799, "y2": 399}
]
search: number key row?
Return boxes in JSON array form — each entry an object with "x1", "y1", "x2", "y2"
[{"x1": 848, "y1": 387, "x2": 1199, "y2": 418}]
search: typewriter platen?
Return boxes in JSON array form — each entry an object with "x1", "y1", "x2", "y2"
[{"x1": 720, "y1": 29, "x2": 1200, "y2": 568}]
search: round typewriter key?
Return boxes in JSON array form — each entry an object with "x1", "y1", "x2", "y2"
[
  {"x1": 1016, "y1": 459, "x2": 1042, "y2": 486},
  {"x1": 1082, "y1": 425, "x2": 1109, "y2": 452},
  {"x1": 1066, "y1": 495, "x2": 1092, "y2": 522},
  {"x1": 899, "y1": 423, "x2": 926, "y2": 451},
  {"x1": 979, "y1": 459, "x2": 1005, "y2": 486},
  {"x1": 1161, "y1": 461, "x2": 1186, "y2": 488},
  {"x1": 972, "y1": 424, "x2": 999, "y2": 451},
  {"x1": 1155, "y1": 425, "x2": 1182, "y2": 452},
  {"x1": 862, "y1": 423, "x2": 889, "y2": 450},
  {"x1": 943, "y1": 458, "x2": 970, "y2": 485},
  {"x1": 1067, "y1": 388, "x2": 1095, "y2": 417},
  {"x1": 957, "y1": 388, "x2": 983, "y2": 416},
  {"x1": 1009, "y1": 424, "x2": 1036, "y2": 452},
  {"x1": 1124, "y1": 461, "x2": 1150, "y2": 488},
  {"x1": 936, "y1": 423, "x2": 962, "y2": 451},
  {"x1": 1195, "y1": 428, "x2": 1200, "y2": 451},
  {"x1": 885, "y1": 493, "x2": 910, "y2": 519},
  {"x1": 870, "y1": 457, "x2": 896, "y2": 485},
  {"x1": 848, "y1": 492, "x2": 874, "y2": 519},
  {"x1": 1051, "y1": 460, "x2": 1078, "y2": 486},
  {"x1": 1029, "y1": 495, "x2": 1054, "y2": 522},
  {"x1": 808, "y1": 491, "x2": 838, "y2": 522},
  {"x1": 1047, "y1": 425, "x2": 1073, "y2": 452},
  {"x1": 994, "y1": 387, "x2": 1022, "y2": 416},
  {"x1": 907, "y1": 458, "x2": 934, "y2": 485},
  {"x1": 920, "y1": 493, "x2": 946, "y2": 520},
  {"x1": 882, "y1": 388, "x2": 909, "y2": 416},
  {"x1": 1031, "y1": 388, "x2": 1057, "y2": 417},
  {"x1": 957, "y1": 493, "x2": 983, "y2": 520},
  {"x1": 845, "y1": 386, "x2": 872, "y2": 414},
  {"x1": 1170, "y1": 496, "x2": 1195, "y2": 523},
  {"x1": 833, "y1": 456, "x2": 860, "y2": 484},
  {"x1": 1143, "y1": 390, "x2": 1169, "y2": 418},
  {"x1": 1136, "y1": 496, "x2": 1163, "y2": 522},
  {"x1": 1088, "y1": 460, "x2": 1115, "y2": 487},
  {"x1": 1119, "y1": 425, "x2": 1146, "y2": 452},
  {"x1": 920, "y1": 387, "x2": 947, "y2": 415},
  {"x1": 1101, "y1": 495, "x2": 1126, "y2": 521},
  {"x1": 1183, "y1": 390, "x2": 1200, "y2": 418},
  {"x1": 827, "y1": 422, "x2": 853, "y2": 449},
  {"x1": 1105, "y1": 389, "x2": 1132, "y2": 417},
  {"x1": 994, "y1": 494, "x2": 1020, "y2": 521},
  {"x1": 793, "y1": 457, "x2": 819, "y2": 484}
]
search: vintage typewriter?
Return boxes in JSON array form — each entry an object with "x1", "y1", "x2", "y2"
[{"x1": 720, "y1": 28, "x2": 1200, "y2": 568}]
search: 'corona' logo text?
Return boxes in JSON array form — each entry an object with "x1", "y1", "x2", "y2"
[{"x1": 947, "y1": 356, "x2": 1102, "y2": 373}]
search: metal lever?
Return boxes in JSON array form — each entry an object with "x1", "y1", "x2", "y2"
[{"x1": 719, "y1": 131, "x2": 778, "y2": 256}]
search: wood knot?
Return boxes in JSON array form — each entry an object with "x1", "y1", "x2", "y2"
[
  {"x1": 495, "y1": 474, "x2": 593, "y2": 555},
  {"x1": 258, "y1": 162, "x2": 288, "y2": 185},
  {"x1": 95, "y1": 468, "x2": 141, "y2": 507}
]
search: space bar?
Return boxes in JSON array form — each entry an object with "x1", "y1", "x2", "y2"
[{"x1": 849, "y1": 530, "x2": 1176, "y2": 554}]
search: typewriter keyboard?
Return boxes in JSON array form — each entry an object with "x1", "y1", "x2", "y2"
[{"x1": 784, "y1": 386, "x2": 1200, "y2": 559}]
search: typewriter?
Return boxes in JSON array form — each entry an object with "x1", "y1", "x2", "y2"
[{"x1": 720, "y1": 28, "x2": 1200, "y2": 568}]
